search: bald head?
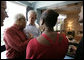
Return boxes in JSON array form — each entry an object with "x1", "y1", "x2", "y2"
[{"x1": 28, "y1": 10, "x2": 37, "y2": 25}]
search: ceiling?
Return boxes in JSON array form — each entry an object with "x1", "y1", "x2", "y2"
[
  {"x1": 27, "y1": 1, "x2": 36, "y2": 3},
  {"x1": 16, "y1": 1, "x2": 83, "y2": 22},
  {"x1": 55, "y1": 2, "x2": 83, "y2": 22},
  {"x1": 54, "y1": 2, "x2": 83, "y2": 14}
]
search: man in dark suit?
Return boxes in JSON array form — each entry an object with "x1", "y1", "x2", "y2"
[{"x1": 75, "y1": 37, "x2": 83, "y2": 59}]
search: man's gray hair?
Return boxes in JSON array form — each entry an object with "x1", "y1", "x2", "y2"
[
  {"x1": 28, "y1": 10, "x2": 37, "y2": 16},
  {"x1": 14, "y1": 13, "x2": 25, "y2": 22}
]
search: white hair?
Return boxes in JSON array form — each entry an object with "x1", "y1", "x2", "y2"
[
  {"x1": 14, "y1": 13, "x2": 25, "y2": 22},
  {"x1": 28, "y1": 10, "x2": 37, "y2": 16}
]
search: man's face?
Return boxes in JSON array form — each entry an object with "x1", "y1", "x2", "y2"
[
  {"x1": 17, "y1": 17, "x2": 26, "y2": 29},
  {"x1": 28, "y1": 13, "x2": 36, "y2": 25},
  {"x1": 1, "y1": 1, "x2": 8, "y2": 26}
]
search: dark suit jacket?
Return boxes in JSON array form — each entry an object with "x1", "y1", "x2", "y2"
[{"x1": 75, "y1": 37, "x2": 83, "y2": 59}]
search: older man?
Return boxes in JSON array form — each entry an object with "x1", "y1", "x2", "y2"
[
  {"x1": 24, "y1": 10, "x2": 41, "y2": 38},
  {"x1": 3, "y1": 14, "x2": 31, "y2": 59},
  {"x1": 1, "y1": 1, "x2": 8, "y2": 26}
]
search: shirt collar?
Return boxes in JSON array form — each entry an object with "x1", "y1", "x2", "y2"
[
  {"x1": 27, "y1": 22, "x2": 34, "y2": 25},
  {"x1": 27, "y1": 23, "x2": 35, "y2": 26}
]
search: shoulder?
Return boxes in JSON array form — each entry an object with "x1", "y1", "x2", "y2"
[
  {"x1": 4, "y1": 26, "x2": 14, "y2": 34},
  {"x1": 58, "y1": 33, "x2": 68, "y2": 42},
  {"x1": 28, "y1": 38, "x2": 37, "y2": 47},
  {"x1": 25, "y1": 24, "x2": 30, "y2": 28},
  {"x1": 58, "y1": 33, "x2": 66, "y2": 39},
  {"x1": 35, "y1": 23, "x2": 39, "y2": 29},
  {"x1": 24, "y1": 25, "x2": 30, "y2": 31},
  {"x1": 26, "y1": 38, "x2": 39, "y2": 52}
]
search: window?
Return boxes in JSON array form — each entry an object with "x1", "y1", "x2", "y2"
[
  {"x1": 1, "y1": 1, "x2": 26, "y2": 46},
  {"x1": 54, "y1": 14, "x2": 67, "y2": 31}
]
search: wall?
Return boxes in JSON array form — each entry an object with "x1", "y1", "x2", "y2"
[{"x1": 64, "y1": 14, "x2": 83, "y2": 36}]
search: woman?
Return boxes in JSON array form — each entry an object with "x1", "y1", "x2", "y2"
[{"x1": 26, "y1": 9, "x2": 69, "y2": 59}]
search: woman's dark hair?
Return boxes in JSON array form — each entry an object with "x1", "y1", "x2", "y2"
[{"x1": 40, "y1": 9, "x2": 59, "y2": 28}]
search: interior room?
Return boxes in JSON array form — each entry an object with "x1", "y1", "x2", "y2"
[{"x1": 1, "y1": 1, "x2": 83, "y2": 59}]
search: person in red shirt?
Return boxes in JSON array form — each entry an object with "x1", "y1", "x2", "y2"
[
  {"x1": 3, "y1": 14, "x2": 32, "y2": 59},
  {"x1": 26, "y1": 9, "x2": 69, "y2": 59}
]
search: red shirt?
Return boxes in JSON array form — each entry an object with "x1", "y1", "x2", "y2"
[
  {"x1": 26, "y1": 33, "x2": 68, "y2": 59},
  {"x1": 3, "y1": 24, "x2": 30, "y2": 59}
]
